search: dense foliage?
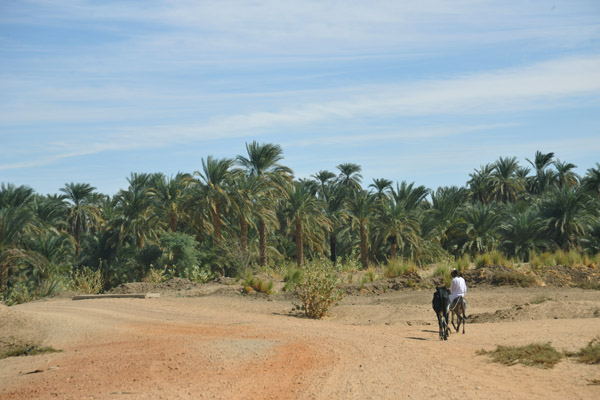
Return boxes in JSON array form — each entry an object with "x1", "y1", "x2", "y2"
[{"x1": 1, "y1": 144, "x2": 599, "y2": 304}]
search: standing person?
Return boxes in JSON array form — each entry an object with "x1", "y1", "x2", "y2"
[{"x1": 449, "y1": 268, "x2": 467, "y2": 308}]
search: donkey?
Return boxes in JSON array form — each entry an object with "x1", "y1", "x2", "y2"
[
  {"x1": 449, "y1": 296, "x2": 467, "y2": 334},
  {"x1": 432, "y1": 287, "x2": 451, "y2": 340}
]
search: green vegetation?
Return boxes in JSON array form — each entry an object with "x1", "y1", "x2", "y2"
[
  {"x1": 294, "y1": 260, "x2": 344, "y2": 319},
  {"x1": 1, "y1": 147, "x2": 600, "y2": 304},
  {"x1": 69, "y1": 266, "x2": 103, "y2": 294}
]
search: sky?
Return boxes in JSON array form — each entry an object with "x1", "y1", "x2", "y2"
[{"x1": 1, "y1": 0, "x2": 600, "y2": 196}]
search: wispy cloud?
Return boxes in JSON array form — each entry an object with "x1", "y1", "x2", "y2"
[{"x1": 2, "y1": 54, "x2": 599, "y2": 172}]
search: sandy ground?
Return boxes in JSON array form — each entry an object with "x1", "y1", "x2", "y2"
[{"x1": 1, "y1": 285, "x2": 599, "y2": 400}]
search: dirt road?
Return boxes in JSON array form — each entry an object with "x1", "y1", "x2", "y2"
[{"x1": 1, "y1": 286, "x2": 599, "y2": 399}]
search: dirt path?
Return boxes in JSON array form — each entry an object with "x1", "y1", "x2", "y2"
[{"x1": 1, "y1": 286, "x2": 599, "y2": 399}]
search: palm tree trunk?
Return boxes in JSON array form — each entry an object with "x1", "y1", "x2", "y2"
[
  {"x1": 213, "y1": 201, "x2": 221, "y2": 243},
  {"x1": 329, "y1": 229, "x2": 337, "y2": 263},
  {"x1": 240, "y1": 217, "x2": 248, "y2": 252},
  {"x1": 296, "y1": 219, "x2": 303, "y2": 267},
  {"x1": 169, "y1": 213, "x2": 177, "y2": 232},
  {"x1": 259, "y1": 217, "x2": 267, "y2": 266},
  {"x1": 360, "y1": 224, "x2": 368, "y2": 269},
  {"x1": 390, "y1": 236, "x2": 397, "y2": 260},
  {"x1": 0, "y1": 262, "x2": 7, "y2": 292}
]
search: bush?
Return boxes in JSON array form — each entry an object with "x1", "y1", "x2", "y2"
[
  {"x1": 69, "y1": 267, "x2": 103, "y2": 294},
  {"x1": 295, "y1": 260, "x2": 344, "y2": 319}
]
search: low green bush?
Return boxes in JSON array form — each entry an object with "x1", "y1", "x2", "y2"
[{"x1": 295, "y1": 260, "x2": 343, "y2": 319}]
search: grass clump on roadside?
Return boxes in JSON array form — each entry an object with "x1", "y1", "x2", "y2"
[
  {"x1": 0, "y1": 339, "x2": 61, "y2": 360},
  {"x1": 384, "y1": 259, "x2": 417, "y2": 278},
  {"x1": 475, "y1": 251, "x2": 513, "y2": 269},
  {"x1": 294, "y1": 260, "x2": 343, "y2": 319},
  {"x1": 283, "y1": 268, "x2": 302, "y2": 292},
  {"x1": 491, "y1": 270, "x2": 536, "y2": 287},
  {"x1": 242, "y1": 276, "x2": 273, "y2": 295},
  {"x1": 566, "y1": 337, "x2": 600, "y2": 364},
  {"x1": 477, "y1": 343, "x2": 563, "y2": 369}
]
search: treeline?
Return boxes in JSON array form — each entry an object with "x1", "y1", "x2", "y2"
[{"x1": 1, "y1": 142, "x2": 600, "y2": 301}]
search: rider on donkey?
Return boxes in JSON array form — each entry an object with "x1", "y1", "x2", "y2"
[{"x1": 449, "y1": 268, "x2": 467, "y2": 309}]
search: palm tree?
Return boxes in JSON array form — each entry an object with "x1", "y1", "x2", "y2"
[
  {"x1": 499, "y1": 205, "x2": 546, "y2": 261},
  {"x1": 282, "y1": 181, "x2": 329, "y2": 266},
  {"x1": 229, "y1": 173, "x2": 260, "y2": 253},
  {"x1": 526, "y1": 151, "x2": 556, "y2": 195},
  {"x1": 0, "y1": 183, "x2": 35, "y2": 209},
  {"x1": 197, "y1": 156, "x2": 234, "y2": 244},
  {"x1": 60, "y1": 182, "x2": 101, "y2": 255},
  {"x1": 539, "y1": 186, "x2": 595, "y2": 250},
  {"x1": 0, "y1": 207, "x2": 34, "y2": 290},
  {"x1": 148, "y1": 173, "x2": 193, "y2": 232},
  {"x1": 109, "y1": 174, "x2": 158, "y2": 251},
  {"x1": 369, "y1": 178, "x2": 393, "y2": 199},
  {"x1": 582, "y1": 163, "x2": 600, "y2": 197},
  {"x1": 237, "y1": 141, "x2": 293, "y2": 266},
  {"x1": 424, "y1": 186, "x2": 468, "y2": 255},
  {"x1": 490, "y1": 157, "x2": 524, "y2": 203},
  {"x1": 553, "y1": 160, "x2": 579, "y2": 188},
  {"x1": 379, "y1": 181, "x2": 429, "y2": 260},
  {"x1": 467, "y1": 164, "x2": 494, "y2": 204},
  {"x1": 345, "y1": 190, "x2": 376, "y2": 268},
  {"x1": 336, "y1": 163, "x2": 363, "y2": 192},
  {"x1": 32, "y1": 194, "x2": 69, "y2": 231},
  {"x1": 458, "y1": 202, "x2": 502, "y2": 255}
]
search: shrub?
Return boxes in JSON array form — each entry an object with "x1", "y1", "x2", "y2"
[
  {"x1": 295, "y1": 260, "x2": 344, "y2": 319},
  {"x1": 477, "y1": 343, "x2": 563, "y2": 369},
  {"x1": 70, "y1": 267, "x2": 103, "y2": 294}
]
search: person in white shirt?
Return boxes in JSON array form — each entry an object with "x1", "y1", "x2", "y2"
[{"x1": 449, "y1": 268, "x2": 467, "y2": 307}]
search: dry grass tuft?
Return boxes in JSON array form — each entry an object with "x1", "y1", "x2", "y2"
[{"x1": 477, "y1": 343, "x2": 563, "y2": 369}]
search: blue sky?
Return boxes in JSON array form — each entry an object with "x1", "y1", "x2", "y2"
[{"x1": 1, "y1": 0, "x2": 599, "y2": 196}]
